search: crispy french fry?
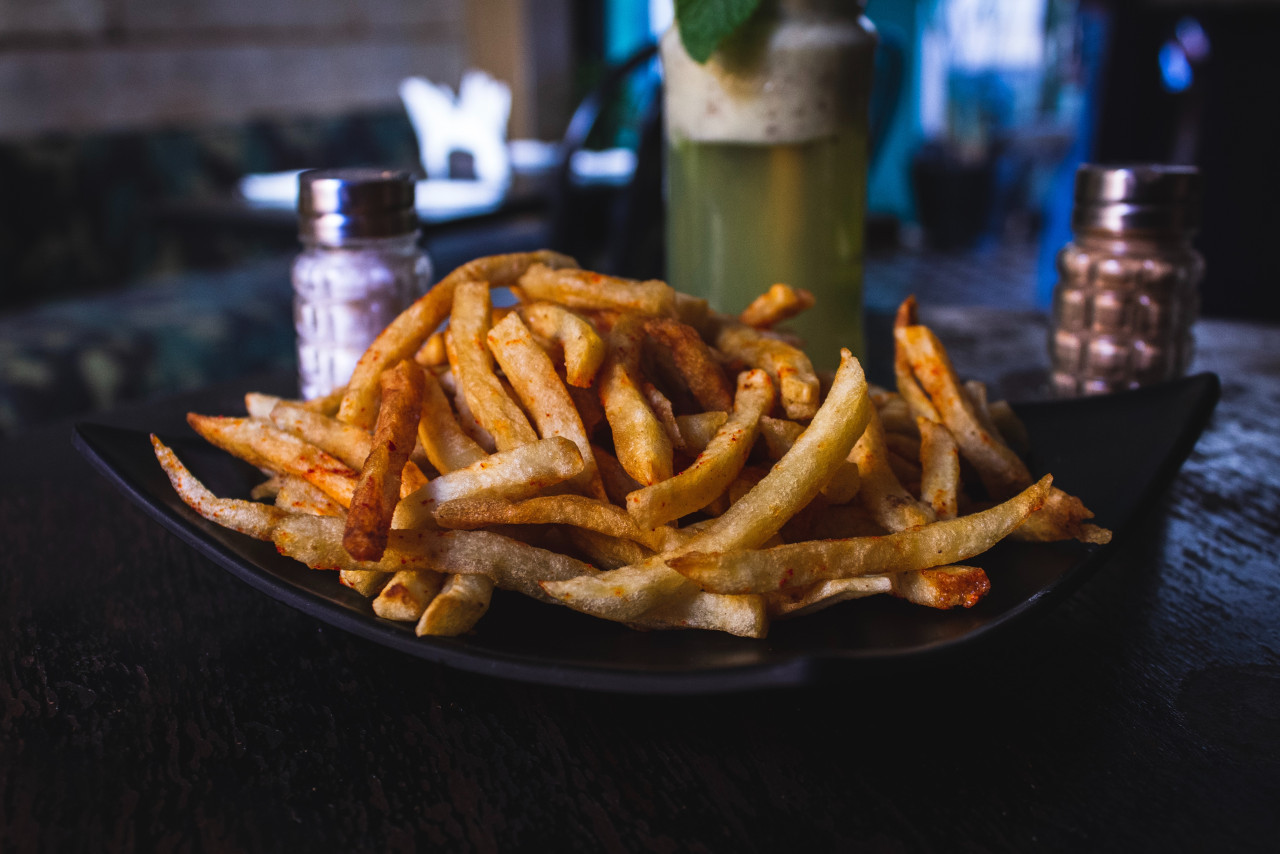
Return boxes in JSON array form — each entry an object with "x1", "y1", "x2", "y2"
[
  {"x1": 373, "y1": 570, "x2": 445, "y2": 622},
  {"x1": 416, "y1": 574, "x2": 493, "y2": 636},
  {"x1": 893, "y1": 297, "x2": 942, "y2": 424},
  {"x1": 417, "y1": 368, "x2": 488, "y2": 474},
  {"x1": 433, "y1": 494, "x2": 685, "y2": 553},
  {"x1": 766, "y1": 577, "x2": 894, "y2": 619},
  {"x1": 670, "y1": 475, "x2": 1052, "y2": 594},
  {"x1": 518, "y1": 263, "x2": 676, "y2": 316},
  {"x1": 626, "y1": 369, "x2": 774, "y2": 530},
  {"x1": 918, "y1": 417, "x2": 960, "y2": 520},
  {"x1": 599, "y1": 313, "x2": 674, "y2": 485},
  {"x1": 675, "y1": 411, "x2": 729, "y2": 455},
  {"x1": 518, "y1": 301, "x2": 606, "y2": 388},
  {"x1": 343, "y1": 360, "x2": 426, "y2": 561},
  {"x1": 488, "y1": 312, "x2": 604, "y2": 499},
  {"x1": 739, "y1": 283, "x2": 816, "y2": 329},
  {"x1": 451, "y1": 281, "x2": 539, "y2": 452},
  {"x1": 566, "y1": 527, "x2": 655, "y2": 570},
  {"x1": 152, "y1": 435, "x2": 291, "y2": 539},
  {"x1": 275, "y1": 475, "x2": 345, "y2": 517},
  {"x1": 849, "y1": 407, "x2": 934, "y2": 532},
  {"x1": 893, "y1": 565, "x2": 990, "y2": 609},
  {"x1": 186, "y1": 414, "x2": 357, "y2": 507},
  {"x1": 391, "y1": 436, "x2": 584, "y2": 529},
  {"x1": 592, "y1": 444, "x2": 642, "y2": 506},
  {"x1": 714, "y1": 318, "x2": 820, "y2": 420},
  {"x1": 898, "y1": 323, "x2": 1032, "y2": 500},
  {"x1": 643, "y1": 317, "x2": 734, "y2": 412}
]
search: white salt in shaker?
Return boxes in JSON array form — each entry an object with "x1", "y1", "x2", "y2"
[{"x1": 293, "y1": 169, "x2": 431, "y2": 400}]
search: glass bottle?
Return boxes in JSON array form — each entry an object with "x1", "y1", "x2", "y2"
[
  {"x1": 661, "y1": 0, "x2": 877, "y2": 369},
  {"x1": 1049, "y1": 165, "x2": 1203, "y2": 396},
  {"x1": 293, "y1": 169, "x2": 431, "y2": 400}
]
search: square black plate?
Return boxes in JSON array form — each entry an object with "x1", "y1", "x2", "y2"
[{"x1": 74, "y1": 373, "x2": 1219, "y2": 693}]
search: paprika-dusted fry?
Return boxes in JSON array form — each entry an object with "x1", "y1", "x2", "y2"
[
  {"x1": 343, "y1": 360, "x2": 426, "y2": 561},
  {"x1": 599, "y1": 312, "x2": 674, "y2": 485},
  {"x1": 738, "y1": 283, "x2": 816, "y2": 329}
]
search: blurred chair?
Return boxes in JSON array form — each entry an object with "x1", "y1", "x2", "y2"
[{"x1": 548, "y1": 43, "x2": 662, "y2": 278}]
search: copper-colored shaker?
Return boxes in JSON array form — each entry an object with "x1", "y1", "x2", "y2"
[{"x1": 1050, "y1": 164, "x2": 1203, "y2": 396}]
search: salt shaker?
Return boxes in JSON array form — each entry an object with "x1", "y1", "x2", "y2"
[
  {"x1": 1049, "y1": 164, "x2": 1203, "y2": 396},
  {"x1": 293, "y1": 169, "x2": 431, "y2": 400}
]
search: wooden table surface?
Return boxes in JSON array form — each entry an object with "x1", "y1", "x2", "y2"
[{"x1": 2, "y1": 311, "x2": 1278, "y2": 852}]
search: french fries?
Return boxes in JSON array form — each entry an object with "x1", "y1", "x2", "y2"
[{"x1": 157, "y1": 255, "x2": 1112, "y2": 640}]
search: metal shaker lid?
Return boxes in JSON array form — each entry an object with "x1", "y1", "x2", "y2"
[
  {"x1": 298, "y1": 168, "x2": 418, "y2": 243},
  {"x1": 1072, "y1": 164, "x2": 1201, "y2": 233}
]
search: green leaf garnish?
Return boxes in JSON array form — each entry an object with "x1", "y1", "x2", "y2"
[{"x1": 675, "y1": 0, "x2": 763, "y2": 63}]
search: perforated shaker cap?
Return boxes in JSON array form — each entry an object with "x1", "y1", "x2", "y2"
[
  {"x1": 298, "y1": 168, "x2": 418, "y2": 243},
  {"x1": 1072, "y1": 164, "x2": 1202, "y2": 234}
]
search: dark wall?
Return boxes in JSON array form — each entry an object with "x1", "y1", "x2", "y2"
[{"x1": 1095, "y1": 3, "x2": 1280, "y2": 320}]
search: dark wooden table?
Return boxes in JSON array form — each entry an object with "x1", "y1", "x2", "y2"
[{"x1": 3, "y1": 311, "x2": 1278, "y2": 852}]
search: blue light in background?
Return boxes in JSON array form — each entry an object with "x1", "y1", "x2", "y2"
[{"x1": 1159, "y1": 41, "x2": 1193, "y2": 93}]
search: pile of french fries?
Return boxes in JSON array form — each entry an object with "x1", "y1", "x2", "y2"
[{"x1": 153, "y1": 251, "x2": 1110, "y2": 639}]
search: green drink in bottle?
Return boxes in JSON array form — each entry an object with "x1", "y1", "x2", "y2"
[{"x1": 662, "y1": 0, "x2": 877, "y2": 370}]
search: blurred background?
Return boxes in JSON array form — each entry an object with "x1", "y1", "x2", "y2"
[{"x1": 1, "y1": 0, "x2": 1276, "y2": 435}]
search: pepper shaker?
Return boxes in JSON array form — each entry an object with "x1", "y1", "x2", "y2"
[
  {"x1": 294, "y1": 168, "x2": 431, "y2": 400},
  {"x1": 1049, "y1": 164, "x2": 1204, "y2": 396}
]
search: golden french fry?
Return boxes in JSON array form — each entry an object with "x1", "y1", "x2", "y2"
[
  {"x1": 669, "y1": 475, "x2": 1051, "y2": 594},
  {"x1": 433, "y1": 494, "x2": 684, "y2": 553},
  {"x1": 989, "y1": 399, "x2": 1031, "y2": 459},
  {"x1": 898, "y1": 323, "x2": 1032, "y2": 500},
  {"x1": 440, "y1": 360, "x2": 498, "y2": 453},
  {"x1": 739, "y1": 283, "x2": 816, "y2": 329},
  {"x1": 626, "y1": 369, "x2": 774, "y2": 530},
  {"x1": 245, "y1": 392, "x2": 281, "y2": 419},
  {"x1": 675, "y1": 411, "x2": 729, "y2": 455},
  {"x1": 893, "y1": 566, "x2": 990, "y2": 609},
  {"x1": 518, "y1": 263, "x2": 676, "y2": 316},
  {"x1": 643, "y1": 317, "x2": 735, "y2": 412},
  {"x1": 848, "y1": 406, "x2": 934, "y2": 532},
  {"x1": 518, "y1": 301, "x2": 606, "y2": 388},
  {"x1": 1011, "y1": 488, "x2": 1112, "y2": 545},
  {"x1": 151, "y1": 435, "x2": 291, "y2": 539},
  {"x1": 714, "y1": 318, "x2": 820, "y2": 420},
  {"x1": 250, "y1": 475, "x2": 283, "y2": 500},
  {"x1": 338, "y1": 250, "x2": 576, "y2": 429},
  {"x1": 893, "y1": 297, "x2": 942, "y2": 424},
  {"x1": 391, "y1": 436, "x2": 584, "y2": 529},
  {"x1": 599, "y1": 313, "x2": 673, "y2": 485},
  {"x1": 275, "y1": 475, "x2": 345, "y2": 517},
  {"x1": 416, "y1": 369, "x2": 487, "y2": 474},
  {"x1": 757, "y1": 416, "x2": 861, "y2": 504},
  {"x1": 416, "y1": 574, "x2": 493, "y2": 636},
  {"x1": 340, "y1": 571, "x2": 390, "y2": 598},
  {"x1": 766, "y1": 577, "x2": 893, "y2": 619},
  {"x1": 565, "y1": 527, "x2": 655, "y2": 570},
  {"x1": 373, "y1": 569, "x2": 445, "y2": 622},
  {"x1": 451, "y1": 280, "x2": 539, "y2": 452},
  {"x1": 302, "y1": 385, "x2": 346, "y2": 416},
  {"x1": 343, "y1": 360, "x2": 426, "y2": 561},
  {"x1": 487, "y1": 312, "x2": 604, "y2": 499},
  {"x1": 641, "y1": 381, "x2": 685, "y2": 452},
  {"x1": 918, "y1": 417, "x2": 960, "y2": 520},
  {"x1": 414, "y1": 330, "x2": 449, "y2": 367},
  {"x1": 186, "y1": 414, "x2": 357, "y2": 507},
  {"x1": 592, "y1": 444, "x2": 642, "y2": 506}
]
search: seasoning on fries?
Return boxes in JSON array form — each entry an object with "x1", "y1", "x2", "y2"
[{"x1": 155, "y1": 251, "x2": 1111, "y2": 639}]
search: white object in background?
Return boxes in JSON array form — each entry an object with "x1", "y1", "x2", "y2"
[
  {"x1": 399, "y1": 71, "x2": 512, "y2": 188},
  {"x1": 569, "y1": 148, "x2": 637, "y2": 186}
]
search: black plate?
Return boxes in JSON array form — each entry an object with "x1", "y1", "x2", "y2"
[{"x1": 74, "y1": 373, "x2": 1219, "y2": 693}]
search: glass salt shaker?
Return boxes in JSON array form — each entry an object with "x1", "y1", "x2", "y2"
[
  {"x1": 294, "y1": 168, "x2": 431, "y2": 400},
  {"x1": 1049, "y1": 164, "x2": 1204, "y2": 396}
]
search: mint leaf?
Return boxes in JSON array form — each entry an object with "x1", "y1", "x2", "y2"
[{"x1": 675, "y1": 0, "x2": 762, "y2": 63}]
